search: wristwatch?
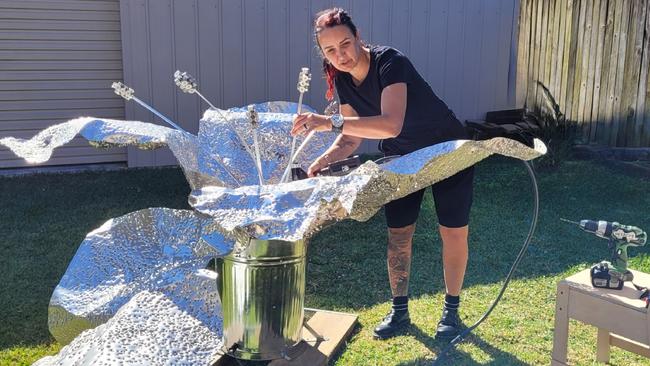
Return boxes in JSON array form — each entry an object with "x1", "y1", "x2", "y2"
[{"x1": 329, "y1": 113, "x2": 344, "y2": 134}]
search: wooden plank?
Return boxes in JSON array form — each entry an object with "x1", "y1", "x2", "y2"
[
  {"x1": 534, "y1": 0, "x2": 550, "y2": 110},
  {"x1": 0, "y1": 9, "x2": 120, "y2": 22},
  {"x1": 576, "y1": 0, "x2": 594, "y2": 132},
  {"x1": 552, "y1": 0, "x2": 565, "y2": 108},
  {"x1": 559, "y1": 0, "x2": 575, "y2": 113},
  {"x1": 547, "y1": 0, "x2": 561, "y2": 102},
  {"x1": 621, "y1": 0, "x2": 647, "y2": 147},
  {"x1": 1, "y1": 60, "x2": 122, "y2": 71},
  {"x1": 589, "y1": 0, "x2": 608, "y2": 142},
  {"x1": 210, "y1": 309, "x2": 357, "y2": 366},
  {"x1": 568, "y1": 0, "x2": 586, "y2": 123},
  {"x1": 596, "y1": 328, "x2": 611, "y2": 362},
  {"x1": 443, "y1": 0, "x2": 465, "y2": 113},
  {"x1": 499, "y1": 0, "x2": 517, "y2": 109},
  {"x1": 610, "y1": 0, "x2": 632, "y2": 146},
  {"x1": 596, "y1": 0, "x2": 616, "y2": 143},
  {"x1": 0, "y1": 70, "x2": 123, "y2": 81},
  {"x1": 637, "y1": 1, "x2": 650, "y2": 146},
  {"x1": 0, "y1": 30, "x2": 121, "y2": 41},
  {"x1": 541, "y1": 0, "x2": 555, "y2": 108},
  {"x1": 551, "y1": 281, "x2": 570, "y2": 365},
  {"x1": 0, "y1": 0, "x2": 119, "y2": 12},
  {"x1": 516, "y1": 0, "x2": 532, "y2": 107},
  {"x1": 610, "y1": 334, "x2": 650, "y2": 358},
  {"x1": 602, "y1": 0, "x2": 624, "y2": 145}
]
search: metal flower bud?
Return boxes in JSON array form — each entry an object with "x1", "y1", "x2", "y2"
[
  {"x1": 112, "y1": 82, "x2": 134, "y2": 101},
  {"x1": 247, "y1": 105, "x2": 259, "y2": 128},
  {"x1": 174, "y1": 70, "x2": 198, "y2": 94},
  {"x1": 296, "y1": 67, "x2": 311, "y2": 94}
]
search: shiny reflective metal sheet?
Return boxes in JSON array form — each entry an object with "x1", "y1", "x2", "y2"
[
  {"x1": 217, "y1": 238, "x2": 307, "y2": 360},
  {"x1": 0, "y1": 101, "x2": 548, "y2": 365}
]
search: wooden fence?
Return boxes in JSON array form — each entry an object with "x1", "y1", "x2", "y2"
[{"x1": 516, "y1": 0, "x2": 650, "y2": 147}]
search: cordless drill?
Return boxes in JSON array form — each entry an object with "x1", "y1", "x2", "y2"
[{"x1": 562, "y1": 219, "x2": 647, "y2": 290}]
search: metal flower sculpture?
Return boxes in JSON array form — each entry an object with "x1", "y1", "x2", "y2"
[{"x1": 2, "y1": 85, "x2": 546, "y2": 364}]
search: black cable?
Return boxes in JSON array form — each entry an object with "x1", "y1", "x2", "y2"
[{"x1": 432, "y1": 160, "x2": 540, "y2": 365}]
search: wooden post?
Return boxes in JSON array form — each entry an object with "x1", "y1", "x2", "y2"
[
  {"x1": 552, "y1": 281, "x2": 570, "y2": 365},
  {"x1": 596, "y1": 328, "x2": 611, "y2": 363}
]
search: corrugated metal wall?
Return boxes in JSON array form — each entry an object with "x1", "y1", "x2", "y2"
[
  {"x1": 0, "y1": 0, "x2": 127, "y2": 168},
  {"x1": 121, "y1": 0, "x2": 519, "y2": 166}
]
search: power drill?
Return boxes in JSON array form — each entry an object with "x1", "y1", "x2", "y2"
[{"x1": 562, "y1": 219, "x2": 647, "y2": 289}]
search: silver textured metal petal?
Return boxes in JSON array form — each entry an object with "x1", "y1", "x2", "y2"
[
  {"x1": 198, "y1": 102, "x2": 337, "y2": 186},
  {"x1": 35, "y1": 287, "x2": 222, "y2": 366},
  {"x1": 0, "y1": 117, "x2": 173, "y2": 164},
  {"x1": 47, "y1": 208, "x2": 233, "y2": 345},
  {"x1": 190, "y1": 138, "x2": 547, "y2": 241}
]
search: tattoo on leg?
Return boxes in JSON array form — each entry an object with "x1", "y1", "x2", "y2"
[{"x1": 387, "y1": 224, "x2": 416, "y2": 297}]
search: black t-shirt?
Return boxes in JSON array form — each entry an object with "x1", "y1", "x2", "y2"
[{"x1": 335, "y1": 45, "x2": 467, "y2": 155}]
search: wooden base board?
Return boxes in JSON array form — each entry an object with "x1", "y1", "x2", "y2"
[{"x1": 211, "y1": 308, "x2": 358, "y2": 366}]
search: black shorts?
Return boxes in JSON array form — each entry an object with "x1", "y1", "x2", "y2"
[{"x1": 384, "y1": 166, "x2": 474, "y2": 228}]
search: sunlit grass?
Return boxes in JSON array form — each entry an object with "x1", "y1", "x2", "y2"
[{"x1": 1, "y1": 158, "x2": 649, "y2": 365}]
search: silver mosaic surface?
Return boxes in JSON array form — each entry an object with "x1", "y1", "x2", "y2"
[
  {"x1": 47, "y1": 208, "x2": 231, "y2": 346},
  {"x1": 2, "y1": 100, "x2": 547, "y2": 365},
  {"x1": 189, "y1": 138, "x2": 547, "y2": 241},
  {"x1": 35, "y1": 287, "x2": 222, "y2": 366}
]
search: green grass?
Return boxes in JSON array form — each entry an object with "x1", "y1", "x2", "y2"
[{"x1": 1, "y1": 158, "x2": 649, "y2": 365}]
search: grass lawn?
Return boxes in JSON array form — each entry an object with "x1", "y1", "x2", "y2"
[{"x1": 1, "y1": 157, "x2": 649, "y2": 365}]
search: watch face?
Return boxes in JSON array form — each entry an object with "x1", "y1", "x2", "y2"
[{"x1": 331, "y1": 114, "x2": 344, "y2": 128}]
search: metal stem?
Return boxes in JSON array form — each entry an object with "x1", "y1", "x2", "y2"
[
  {"x1": 252, "y1": 128, "x2": 264, "y2": 186},
  {"x1": 195, "y1": 90, "x2": 218, "y2": 110},
  {"x1": 131, "y1": 96, "x2": 188, "y2": 133},
  {"x1": 282, "y1": 92, "x2": 305, "y2": 183}
]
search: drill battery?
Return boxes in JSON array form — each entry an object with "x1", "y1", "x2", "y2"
[{"x1": 590, "y1": 262, "x2": 624, "y2": 290}]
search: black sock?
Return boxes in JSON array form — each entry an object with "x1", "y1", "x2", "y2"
[
  {"x1": 444, "y1": 294, "x2": 460, "y2": 311},
  {"x1": 392, "y1": 296, "x2": 409, "y2": 312}
]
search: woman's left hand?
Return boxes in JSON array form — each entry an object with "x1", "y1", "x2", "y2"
[{"x1": 290, "y1": 113, "x2": 332, "y2": 136}]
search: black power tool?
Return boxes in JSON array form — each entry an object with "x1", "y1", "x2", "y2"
[{"x1": 562, "y1": 219, "x2": 647, "y2": 290}]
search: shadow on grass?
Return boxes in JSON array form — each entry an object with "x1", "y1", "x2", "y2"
[{"x1": 394, "y1": 325, "x2": 527, "y2": 366}]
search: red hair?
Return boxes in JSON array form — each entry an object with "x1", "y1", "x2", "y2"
[{"x1": 314, "y1": 8, "x2": 359, "y2": 101}]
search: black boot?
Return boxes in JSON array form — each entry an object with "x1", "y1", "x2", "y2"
[
  {"x1": 373, "y1": 308, "x2": 411, "y2": 339},
  {"x1": 436, "y1": 294, "x2": 461, "y2": 339},
  {"x1": 435, "y1": 308, "x2": 460, "y2": 339}
]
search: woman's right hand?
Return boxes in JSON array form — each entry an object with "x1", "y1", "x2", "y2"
[{"x1": 307, "y1": 155, "x2": 330, "y2": 177}]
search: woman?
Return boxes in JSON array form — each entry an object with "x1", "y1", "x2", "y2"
[{"x1": 291, "y1": 8, "x2": 474, "y2": 340}]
